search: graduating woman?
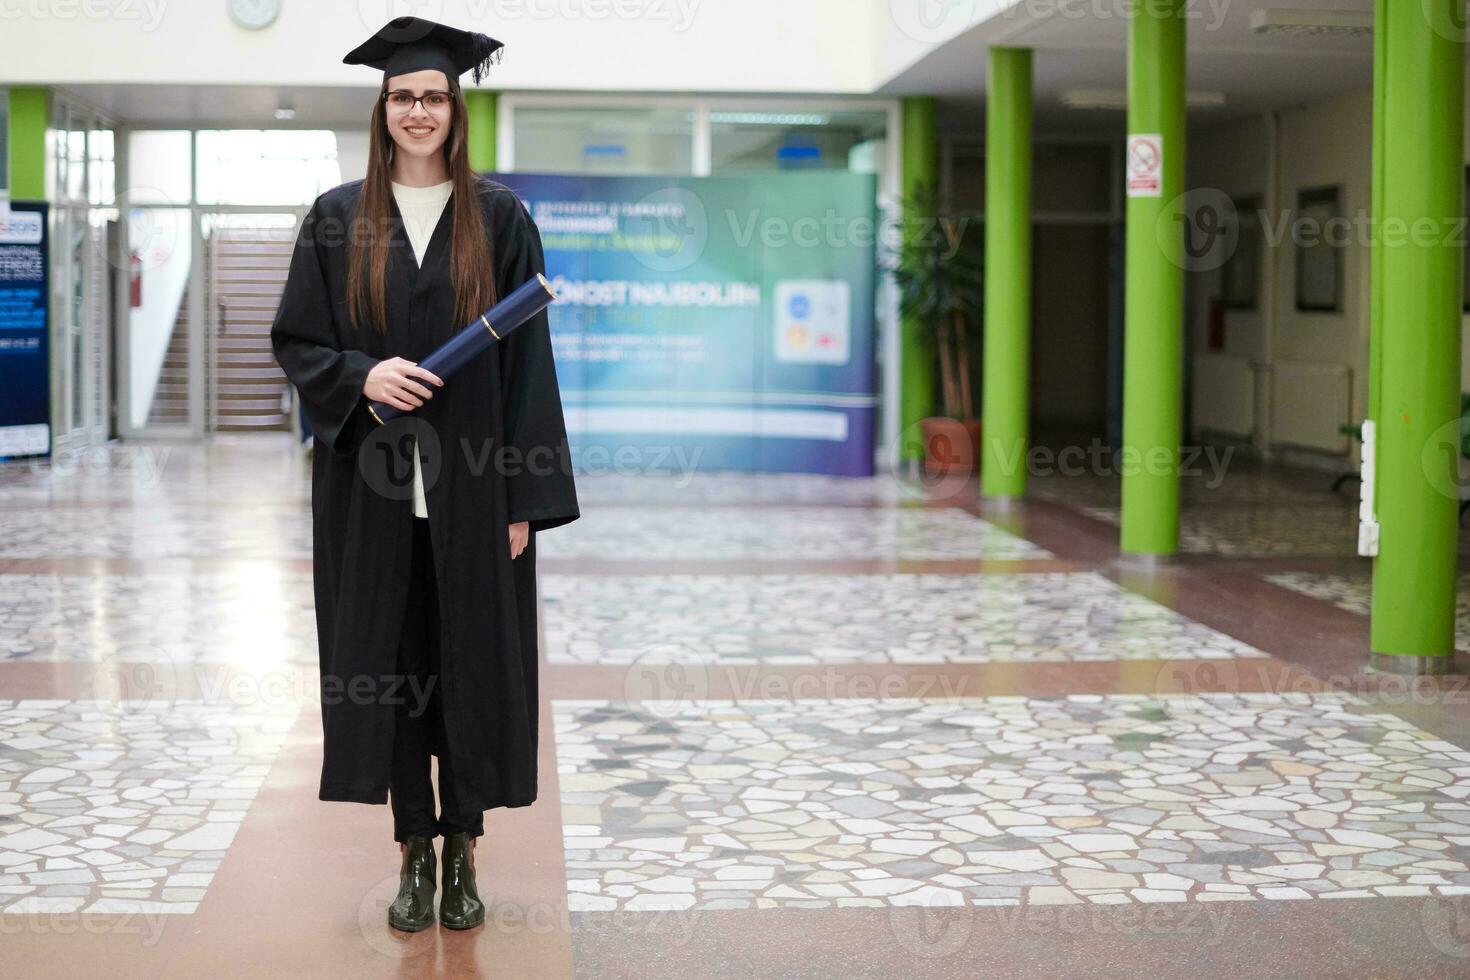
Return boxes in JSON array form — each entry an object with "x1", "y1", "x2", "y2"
[{"x1": 269, "y1": 16, "x2": 579, "y2": 932}]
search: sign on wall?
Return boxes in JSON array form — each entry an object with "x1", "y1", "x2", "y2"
[
  {"x1": 0, "y1": 201, "x2": 50, "y2": 458},
  {"x1": 1126, "y1": 134, "x2": 1163, "y2": 198},
  {"x1": 489, "y1": 172, "x2": 879, "y2": 476}
]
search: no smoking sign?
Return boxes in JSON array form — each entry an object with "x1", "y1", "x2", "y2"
[{"x1": 1126, "y1": 133, "x2": 1163, "y2": 198}]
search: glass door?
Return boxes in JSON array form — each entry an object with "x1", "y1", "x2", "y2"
[{"x1": 50, "y1": 105, "x2": 117, "y2": 453}]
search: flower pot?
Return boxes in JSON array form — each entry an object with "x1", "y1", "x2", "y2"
[{"x1": 920, "y1": 417, "x2": 982, "y2": 475}]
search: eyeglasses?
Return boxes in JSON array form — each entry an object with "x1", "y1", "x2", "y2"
[{"x1": 383, "y1": 90, "x2": 453, "y2": 113}]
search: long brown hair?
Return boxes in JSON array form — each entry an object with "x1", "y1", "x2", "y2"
[{"x1": 347, "y1": 75, "x2": 496, "y2": 335}]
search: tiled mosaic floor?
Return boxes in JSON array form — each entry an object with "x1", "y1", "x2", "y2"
[
  {"x1": 542, "y1": 572, "x2": 1269, "y2": 665},
  {"x1": 537, "y1": 507, "x2": 1052, "y2": 562},
  {"x1": 0, "y1": 507, "x2": 312, "y2": 559},
  {"x1": 553, "y1": 693, "x2": 1470, "y2": 911},
  {"x1": 1264, "y1": 571, "x2": 1470, "y2": 652},
  {"x1": 0, "y1": 699, "x2": 297, "y2": 914},
  {"x1": 0, "y1": 572, "x2": 317, "y2": 664},
  {"x1": 0, "y1": 441, "x2": 309, "y2": 507}
]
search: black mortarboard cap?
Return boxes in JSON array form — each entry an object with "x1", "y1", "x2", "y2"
[{"x1": 343, "y1": 16, "x2": 504, "y2": 86}]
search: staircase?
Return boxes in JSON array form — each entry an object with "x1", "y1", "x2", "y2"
[
  {"x1": 145, "y1": 307, "x2": 190, "y2": 426},
  {"x1": 210, "y1": 226, "x2": 295, "y2": 431}
]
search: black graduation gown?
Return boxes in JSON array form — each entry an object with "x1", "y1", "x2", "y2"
[{"x1": 269, "y1": 174, "x2": 579, "y2": 813}]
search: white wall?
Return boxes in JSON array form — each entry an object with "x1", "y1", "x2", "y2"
[
  {"x1": 1270, "y1": 89, "x2": 1372, "y2": 385},
  {"x1": 334, "y1": 130, "x2": 370, "y2": 185},
  {"x1": 1188, "y1": 113, "x2": 1270, "y2": 366},
  {"x1": 1186, "y1": 83, "x2": 1470, "y2": 459},
  {"x1": 870, "y1": 0, "x2": 1023, "y2": 92},
  {"x1": 1, "y1": 1, "x2": 876, "y2": 94}
]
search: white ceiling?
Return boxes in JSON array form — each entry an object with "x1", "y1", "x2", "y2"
[
  {"x1": 879, "y1": 0, "x2": 1376, "y2": 136},
  {"x1": 52, "y1": 83, "x2": 380, "y2": 129},
  {"x1": 51, "y1": 1, "x2": 1379, "y2": 136}
]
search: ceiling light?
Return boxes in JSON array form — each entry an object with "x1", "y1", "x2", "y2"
[
  {"x1": 1059, "y1": 89, "x2": 1227, "y2": 111},
  {"x1": 274, "y1": 104, "x2": 297, "y2": 121},
  {"x1": 709, "y1": 112, "x2": 830, "y2": 127},
  {"x1": 1250, "y1": 9, "x2": 1372, "y2": 35}
]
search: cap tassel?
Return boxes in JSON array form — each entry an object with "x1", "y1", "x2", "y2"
[{"x1": 470, "y1": 36, "x2": 504, "y2": 85}]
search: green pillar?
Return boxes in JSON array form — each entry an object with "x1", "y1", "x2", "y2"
[
  {"x1": 8, "y1": 87, "x2": 50, "y2": 200},
  {"x1": 1120, "y1": 1, "x2": 1185, "y2": 555},
  {"x1": 1367, "y1": 0, "x2": 1385, "y2": 425},
  {"x1": 899, "y1": 95, "x2": 937, "y2": 462},
  {"x1": 1368, "y1": 0, "x2": 1465, "y2": 673},
  {"x1": 464, "y1": 89, "x2": 499, "y2": 172},
  {"x1": 981, "y1": 48, "x2": 1033, "y2": 498}
]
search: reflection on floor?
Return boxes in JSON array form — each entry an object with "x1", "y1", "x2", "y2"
[
  {"x1": 1265, "y1": 572, "x2": 1470, "y2": 653},
  {"x1": 0, "y1": 571, "x2": 317, "y2": 664},
  {"x1": 538, "y1": 506, "x2": 1051, "y2": 562},
  {"x1": 2, "y1": 434, "x2": 1468, "y2": 978},
  {"x1": 543, "y1": 573, "x2": 1268, "y2": 665}
]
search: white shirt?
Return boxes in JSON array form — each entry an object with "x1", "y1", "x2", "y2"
[{"x1": 390, "y1": 179, "x2": 453, "y2": 519}]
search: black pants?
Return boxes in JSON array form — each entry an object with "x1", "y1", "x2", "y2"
[{"x1": 389, "y1": 516, "x2": 484, "y2": 843}]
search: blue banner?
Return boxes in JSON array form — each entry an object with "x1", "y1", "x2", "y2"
[
  {"x1": 0, "y1": 201, "x2": 50, "y2": 459},
  {"x1": 489, "y1": 172, "x2": 878, "y2": 476}
]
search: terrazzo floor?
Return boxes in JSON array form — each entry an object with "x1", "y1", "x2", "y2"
[
  {"x1": 542, "y1": 572, "x2": 1269, "y2": 665},
  {"x1": 0, "y1": 699, "x2": 298, "y2": 914},
  {"x1": 553, "y1": 693, "x2": 1470, "y2": 911},
  {"x1": 3, "y1": 434, "x2": 1468, "y2": 978}
]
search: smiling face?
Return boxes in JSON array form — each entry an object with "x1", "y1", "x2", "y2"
[{"x1": 383, "y1": 68, "x2": 454, "y2": 160}]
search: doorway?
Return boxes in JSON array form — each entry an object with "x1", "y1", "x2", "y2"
[{"x1": 201, "y1": 211, "x2": 302, "y2": 432}]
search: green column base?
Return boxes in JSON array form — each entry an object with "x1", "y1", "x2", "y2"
[{"x1": 1368, "y1": 653, "x2": 1457, "y2": 676}]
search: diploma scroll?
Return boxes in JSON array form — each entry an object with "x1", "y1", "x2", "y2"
[{"x1": 367, "y1": 273, "x2": 557, "y2": 425}]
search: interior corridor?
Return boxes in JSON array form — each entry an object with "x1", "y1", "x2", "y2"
[{"x1": 3, "y1": 434, "x2": 1468, "y2": 978}]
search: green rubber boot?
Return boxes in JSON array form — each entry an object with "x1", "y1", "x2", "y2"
[
  {"x1": 387, "y1": 834, "x2": 437, "y2": 932},
  {"x1": 438, "y1": 831, "x2": 485, "y2": 930}
]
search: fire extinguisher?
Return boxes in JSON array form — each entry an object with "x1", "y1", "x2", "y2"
[
  {"x1": 129, "y1": 249, "x2": 143, "y2": 308},
  {"x1": 1207, "y1": 297, "x2": 1225, "y2": 351}
]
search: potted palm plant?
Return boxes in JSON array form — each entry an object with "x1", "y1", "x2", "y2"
[{"x1": 889, "y1": 181, "x2": 983, "y2": 474}]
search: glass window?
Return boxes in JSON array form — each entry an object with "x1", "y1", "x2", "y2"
[
  {"x1": 65, "y1": 119, "x2": 87, "y2": 203},
  {"x1": 710, "y1": 109, "x2": 887, "y2": 175},
  {"x1": 195, "y1": 130, "x2": 341, "y2": 205},
  {"x1": 512, "y1": 107, "x2": 694, "y2": 175},
  {"x1": 88, "y1": 128, "x2": 115, "y2": 206}
]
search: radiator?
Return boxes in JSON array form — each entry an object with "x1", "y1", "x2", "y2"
[
  {"x1": 1191, "y1": 352, "x2": 1255, "y2": 439},
  {"x1": 1271, "y1": 359, "x2": 1352, "y2": 453}
]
